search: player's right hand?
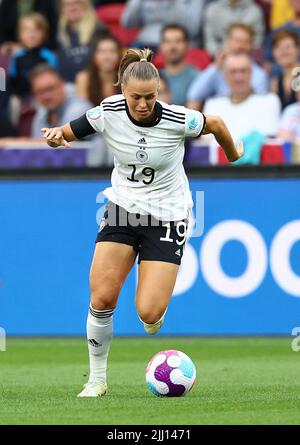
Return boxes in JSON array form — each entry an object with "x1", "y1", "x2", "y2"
[{"x1": 41, "y1": 127, "x2": 71, "y2": 148}]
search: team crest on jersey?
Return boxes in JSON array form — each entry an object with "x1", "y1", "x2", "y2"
[
  {"x1": 87, "y1": 107, "x2": 102, "y2": 120},
  {"x1": 136, "y1": 149, "x2": 148, "y2": 162}
]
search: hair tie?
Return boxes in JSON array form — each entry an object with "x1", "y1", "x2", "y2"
[{"x1": 140, "y1": 58, "x2": 147, "y2": 62}]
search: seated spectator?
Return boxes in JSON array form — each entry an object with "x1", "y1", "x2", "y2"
[
  {"x1": 75, "y1": 34, "x2": 121, "y2": 106},
  {"x1": 57, "y1": 0, "x2": 108, "y2": 83},
  {"x1": 0, "y1": 0, "x2": 58, "y2": 53},
  {"x1": 204, "y1": 0, "x2": 265, "y2": 57},
  {"x1": 159, "y1": 25, "x2": 201, "y2": 106},
  {"x1": 203, "y1": 54, "x2": 281, "y2": 143},
  {"x1": 30, "y1": 64, "x2": 92, "y2": 137},
  {"x1": 121, "y1": 0, "x2": 205, "y2": 50},
  {"x1": 270, "y1": 30, "x2": 299, "y2": 110},
  {"x1": 187, "y1": 23, "x2": 268, "y2": 110},
  {"x1": 8, "y1": 13, "x2": 58, "y2": 99},
  {"x1": 31, "y1": 61, "x2": 113, "y2": 167},
  {"x1": 278, "y1": 91, "x2": 300, "y2": 141},
  {"x1": 264, "y1": 0, "x2": 300, "y2": 73}
]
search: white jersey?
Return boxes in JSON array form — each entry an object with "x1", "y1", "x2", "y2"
[{"x1": 86, "y1": 94, "x2": 205, "y2": 221}]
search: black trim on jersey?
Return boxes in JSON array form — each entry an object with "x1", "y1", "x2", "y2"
[
  {"x1": 162, "y1": 112, "x2": 185, "y2": 122},
  {"x1": 70, "y1": 114, "x2": 96, "y2": 139},
  {"x1": 102, "y1": 106, "x2": 126, "y2": 112},
  {"x1": 161, "y1": 115, "x2": 185, "y2": 125},
  {"x1": 103, "y1": 103, "x2": 125, "y2": 109},
  {"x1": 162, "y1": 107, "x2": 185, "y2": 118},
  {"x1": 102, "y1": 98, "x2": 126, "y2": 106},
  {"x1": 125, "y1": 101, "x2": 162, "y2": 127},
  {"x1": 197, "y1": 112, "x2": 206, "y2": 137}
]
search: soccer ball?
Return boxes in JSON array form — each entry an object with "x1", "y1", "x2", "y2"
[{"x1": 146, "y1": 350, "x2": 196, "y2": 397}]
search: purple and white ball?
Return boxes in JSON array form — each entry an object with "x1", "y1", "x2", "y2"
[{"x1": 146, "y1": 350, "x2": 196, "y2": 397}]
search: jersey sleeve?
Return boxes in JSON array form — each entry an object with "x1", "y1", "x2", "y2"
[
  {"x1": 85, "y1": 102, "x2": 105, "y2": 133},
  {"x1": 184, "y1": 109, "x2": 205, "y2": 138}
]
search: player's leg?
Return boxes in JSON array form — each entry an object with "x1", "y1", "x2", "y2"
[
  {"x1": 78, "y1": 242, "x2": 137, "y2": 397},
  {"x1": 135, "y1": 261, "x2": 179, "y2": 334}
]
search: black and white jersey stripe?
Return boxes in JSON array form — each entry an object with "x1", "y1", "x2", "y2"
[
  {"x1": 102, "y1": 99, "x2": 126, "y2": 112},
  {"x1": 162, "y1": 107, "x2": 185, "y2": 125}
]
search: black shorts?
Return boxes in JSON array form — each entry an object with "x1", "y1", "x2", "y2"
[{"x1": 96, "y1": 202, "x2": 188, "y2": 265}]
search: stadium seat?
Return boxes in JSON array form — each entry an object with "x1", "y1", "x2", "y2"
[
  {"x1": 96, "y1": 4, "x2": 140, "y2": 47},
  {"x1": 217, "y1": 146, "x2": 229, "y2": 165},
  {"x1": 153, "y1": 47, "x2": 211, "y2": 70},
  {"x1": 260, "y1": 142, "x2": 285, "y2": 164}
]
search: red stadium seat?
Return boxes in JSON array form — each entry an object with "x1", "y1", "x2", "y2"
[
  {"x1": 260, "y1": 142, "x2": 285, "y2": 164},
  {"x1": 96, "y1": 4, "x2": 140, "y2": 47},
  {"x1": 153, "y1": 47, "x2": 211, "y2": 70},
  {"x1": 217, "y1": 146, "x2": 229, "y2": 165}
]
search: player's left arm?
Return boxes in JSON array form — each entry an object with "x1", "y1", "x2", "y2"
[{"x1": 202, "y1": 114, "x2": 244, "y2": 162}]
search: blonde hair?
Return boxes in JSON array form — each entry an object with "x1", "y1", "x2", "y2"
[
  {"x1": 18, "y1": 12, "x2": 49, "y2": 41},
  {"x1": 59, "y1": 0, "x2": 98, "y2": 47},
  {"x1": 115, "y1": 48, "x2": 160, "y2": 86}
]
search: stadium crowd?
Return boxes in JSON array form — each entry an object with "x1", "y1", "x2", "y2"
[{"x1": 0, "y1": 0, "x2": 300, "y2": 167}]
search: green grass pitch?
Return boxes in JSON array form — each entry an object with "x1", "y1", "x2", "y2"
[{"x1": 0, "y1": 337, "x2": 299, "y2": 425}]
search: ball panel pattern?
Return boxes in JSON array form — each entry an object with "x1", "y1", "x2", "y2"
[{"x1": 146, "y1": 349, "x2": 196, "y2": 398}]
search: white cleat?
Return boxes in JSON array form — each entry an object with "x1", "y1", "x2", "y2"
[{"x1": 77, "y1": 380, "x2": 108, "y2": 397}]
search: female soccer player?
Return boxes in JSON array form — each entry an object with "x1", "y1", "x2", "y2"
[{"x1": 42, "y1": 48, "x2": 244, "y2": 397}]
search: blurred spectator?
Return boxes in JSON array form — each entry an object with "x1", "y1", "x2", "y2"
[
  {"x1": 187, "y1": 23, "x2": 268, "y2": 110},
  {"x1": 158, "y1": 74, "x2": 171, "y2": 104},
  {"x1": 121, "y1": 0, "x2": 205, "y2": 50},
  {"x1": 264, "y1": 0, "x2": 300, "y2": 73},
  {"x1": 270, "y1": 30, "x2": 299, "y2": 110},
  {"x1": 57, "y1": 0, "x2": 108, "y2": 83},
  {"x1": 30, "y1": 64, "x2": 92, "y2": 137},
  {"x1": 278, "y1": 91, "x2": 300, "y2": 141},
  {"x1": 8, "y1": 13, "x2": 58, "y2": 98},
  {"x1": 75, "y1": 34, "x2": 121, "y2": 106},
  {"x1": 204, "y1": 0, "x2": 265, "y2": 57},
  {"x1": 203, "y1": 54, "x2": 280, "y2": 142},
  {"x1": 0, "y1": 0, "x2": 58, "y2": 53},
  {"x1": 159, "y1": 25, "x2": 200, "y2": 106}
]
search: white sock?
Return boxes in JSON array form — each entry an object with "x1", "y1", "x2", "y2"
[{"x1": 87, "y1": 305, "x2": 114, "y2": 384}]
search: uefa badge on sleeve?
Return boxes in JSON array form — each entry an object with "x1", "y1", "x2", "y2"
[{"x1": 87, "y1": 107, "x2": 102, "y2": 120}]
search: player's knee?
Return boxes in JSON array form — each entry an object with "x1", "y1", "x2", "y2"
[
  {"x1": 136, "y1": 305, "x2": 164, "y2": 325},
  {"x1": 90, "y1": 283, "x2": 120, "y2": 310}
]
